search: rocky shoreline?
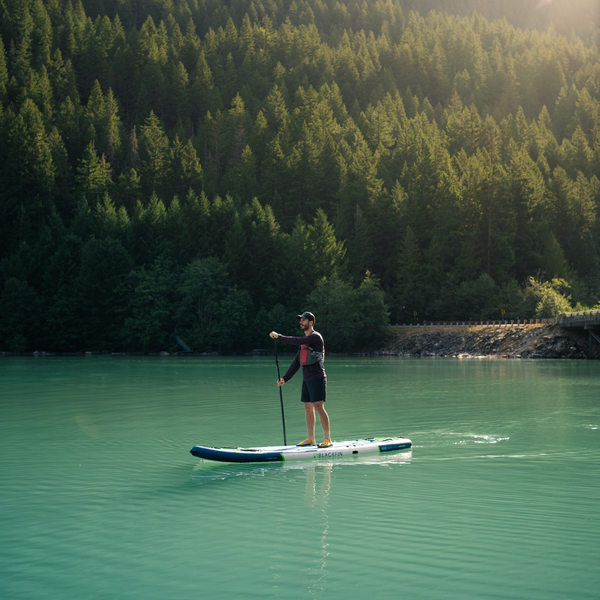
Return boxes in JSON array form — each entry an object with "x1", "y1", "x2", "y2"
[
  {"x1": 3, "y1": 324, "x2": 598, "y2": 359},
  {"x1": 374, "y1": 324, "x2": 597, "y2": 359}
]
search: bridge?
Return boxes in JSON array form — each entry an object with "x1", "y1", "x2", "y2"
[
  {"x1": 559, "y1": 309, "x2": 600, "y2": 354},
  {"x1": 393, "y1": 310, "x2": 600, "y2": 358}
]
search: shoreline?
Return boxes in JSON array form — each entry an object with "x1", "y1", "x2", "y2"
[
  {"x1": 2, "y1": 324, "x2": 598, "y2": 360},
  {"x1": 373, "y1": 323, "x2": 596, "y2": 360}
]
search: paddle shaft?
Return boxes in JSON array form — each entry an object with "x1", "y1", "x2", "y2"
[{"x1": 273, "y1": 340, "x2": 287, "y2": 446}]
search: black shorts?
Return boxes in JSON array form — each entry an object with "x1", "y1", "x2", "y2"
[{"x1": 301, "y1": 378, "x2": 327, "y2": 403}]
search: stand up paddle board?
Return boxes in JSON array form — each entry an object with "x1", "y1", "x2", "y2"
[{"x1": 190, "y1": 436, "x2": 411, "y2": 463}]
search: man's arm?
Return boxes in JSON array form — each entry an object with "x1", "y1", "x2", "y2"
[
  {"x1": 281, "y1": 350, "x2": 300, "y2": 383},
  {"x1": 273, "y1": 333, "x2": 320, "y2": 346},
  {"x1": 270, "y1": 332, "x2": 301, "y2": 384},
  {"x1": 270, "y1": 331, "x2": 312, "y2": 346}
]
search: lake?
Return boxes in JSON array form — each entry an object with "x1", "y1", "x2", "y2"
[{"x1": 1, "y1": 355, "x2": 598, "y2": 599}]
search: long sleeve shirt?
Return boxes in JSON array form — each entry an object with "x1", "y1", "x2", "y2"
[{"x1": 279, "y1": 331, "x2": 326, "y2": 382}]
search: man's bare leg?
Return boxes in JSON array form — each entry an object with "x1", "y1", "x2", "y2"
[
  {"x1": 304, "y1": 402, "x2": 316, "y2": 440},
  {"x1": 313, "y1": 401, "x2": 330, "y2": 440}
]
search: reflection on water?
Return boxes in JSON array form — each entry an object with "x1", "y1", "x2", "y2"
[
  {"x1": 190, "y1": 451, "x2": 413, "y2": 483},
  {"x1": 304, "y1": 464, "x2": 330, "y2": 597},
  {"x1": 1, "y1": 356, "x2": 599, "y2": 600},
  {"x1": 190, "y1": 450, "x2": 413, "y2": 598}
]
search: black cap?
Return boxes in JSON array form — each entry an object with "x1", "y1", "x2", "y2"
[{"x1": 297, "y1": 311, "x2": 315, "y2": 323}]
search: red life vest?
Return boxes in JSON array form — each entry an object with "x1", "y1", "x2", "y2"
[
  {"x1": 300, "y1": 345, "x2": 310, "y2": 365},
  {"x1": 300, "y1": 344, "x2": 324, "y2": 367}
]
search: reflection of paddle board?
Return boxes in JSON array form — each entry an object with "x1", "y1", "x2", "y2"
[{"x1": 190, "y1": 437, "x2": 412, "y2": 463}]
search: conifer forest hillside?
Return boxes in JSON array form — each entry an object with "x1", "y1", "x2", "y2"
[{"x1": 1, "y1": 0, "x2": 600, "y2": 353}]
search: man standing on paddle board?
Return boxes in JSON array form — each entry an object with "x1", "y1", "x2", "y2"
[{"x1": 269, "y1": 312, "x2": 332, "y2": 448}]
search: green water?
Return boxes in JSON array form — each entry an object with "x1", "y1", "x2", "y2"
[{"x1": 1, "y1": 356, "x2": 599, "y2": 600}]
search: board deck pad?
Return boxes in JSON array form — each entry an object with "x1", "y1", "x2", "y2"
[{"x1": 190, "y1": 437, "x2": 412, "y2": 463}]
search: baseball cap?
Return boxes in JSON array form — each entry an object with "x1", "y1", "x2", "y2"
[{"x1": 297, "y1": 311, "x2": 316, "y2": 322}]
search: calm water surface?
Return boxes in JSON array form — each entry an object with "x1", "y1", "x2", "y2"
[{"x1": 1, "y1": 356, "x2": 599, "y2": 599}]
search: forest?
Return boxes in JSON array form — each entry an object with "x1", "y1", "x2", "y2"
[{"x1": 1, "y1": 0, "x2": 600, "y2": 353}]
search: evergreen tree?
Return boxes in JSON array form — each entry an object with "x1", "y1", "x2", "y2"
[
  {"x1": 77, "y1": 237, "x2": 132, "y2": 350},
  {"x1": 170, "y1": 136, "x2": 204, "y2": 198},
  {"x1": 345, "y1": 204, "x2": 373, "y2": 285},
  {"x1": 129, "y1": 192, "x2": 168, "y2": 265},
  {"x1": 122, "y1": 256, "x2": 179, "y2": 351},
  {"x1": 0, "y1": 100, "x2": 56, "y2": 253},
  {"x1": 0, "y1": 277, "x2": 44, "y2": 352},
  {"x1": 178, "y1": 189, "x2": 211, "y2": 261},
  {"x1": 75, "y1": 141, "x2": 113, "y2": 205},
  {"x1": 175, "y1": 256, "x2": 253, "y2": 353},
  {"x1": 1, "y1": 2, "x2": 600, "y2": 348},
  {"x1": 0, "y1": 36, "x2": 8, "y2": 102},
  {"x1": 138, "y1": 111, "x2": 171, "y2": 198},
  {"x1": 42, "y1": 233, "x2": 84, "y2": 351}
]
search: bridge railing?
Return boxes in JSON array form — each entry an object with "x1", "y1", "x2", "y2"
[
  {"x1": 394, "y1": 310, "x2": 600, "y2": 328},
  {"x1": 393, "y1": 319, "x2": 558, "y2": 328},
  {"x1": 560, "y1": 309, "x2": 600, "y2": 318},
  {"x1": 558, "y1": 309, "x2": 600, "y2": 327}
]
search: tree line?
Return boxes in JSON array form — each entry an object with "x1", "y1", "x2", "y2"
[{"x1": 1, "y1": 0, "x2": 599, "y2": 353}]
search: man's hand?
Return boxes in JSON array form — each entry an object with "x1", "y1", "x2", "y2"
[
  {"x1": 269, "y1": 331, "x2": 279, "y2": 339},
  {"x1": 277, "y1": 378, "x2": 285, "y2": 387}
]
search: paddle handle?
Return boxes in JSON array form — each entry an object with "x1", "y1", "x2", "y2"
[{"x1": 274, "y1": 340, "x2": 287, "y2": 446}]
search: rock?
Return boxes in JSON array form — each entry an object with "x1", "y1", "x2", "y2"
[{"x1": 379, "y1": 324, "x2": 592, "y2": 359}]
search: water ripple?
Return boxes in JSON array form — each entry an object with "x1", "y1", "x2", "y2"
[{"x1": 2, "y1": 357, "x2": 600, "y2": 600}]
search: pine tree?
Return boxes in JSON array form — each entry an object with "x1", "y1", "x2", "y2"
[
  {"x1": 306, "y1": 208, "x2": 346, "y2": 282},
  {"x1": 339, "y1": 131, "x2": 384, "y2": 231},
  {"x1": 116, "y1": 163, "x2": 141, "y2": 210},
  {"x1": 563, "y1": 126, "x2": 594, "y2": 178},
  {"x1": 75, "y1": 141, "x2": 113, "y2": 205},
  {"x1": 346, "y1": 204, "x2": 373, "y2": 285},
  {"x1": 391, "y1": 225, "x2": 423, "y2": 323},
  {"x1": 264, "y1": 85, "x2": 288, "y2": 132},
  {"x1": 128, "y1": 192, "x2": 168, "y2": 265},
  {"x1": 0, "y1": 37, "x2": 9, "y2": 102},
  {"x1": 93, "y1": 193, "x2": 129, "y2": 239},
  {"x1": 360, "y1": 102, "x2": 394, "y2": 151},
  {"x1": 138, "y1": 111, "x2": 171, "y2": 198},
  {"x1": 47, "y1": 125, "x2": 72, "y2": 216},
  {"x1": 506, "y1": 145, "x2": 549, "y2": 280},
  {"x1": 122, "y1": 254, "x2": 180, "y2": 352},
  {"x1": 568, "y1": 171, "x2": 599, "y2": 278},
  {"x1": 0, "y1": 278, "x2": 44, "y2": 352},
  {"x1": 166, "y1": 61, "x2": 190, "y2": 127},
  {"x1": 170, "y1": 137, "x2": 203, "y2": 198},
  {"x1": 77, "y1": 237, "x2": 132, "y2": 349},
  {"x1": 10, "y1": 0, "x2": 35, "y2": 81},
  {"x1": 249, "y1": 109, "x2": 272, "y2": 165},
  {"x1": 553, "y1": 84, "x2": 580, "y2": 142},
  {"x1": 42, "y1": 233, "x2": 84, "y2": 351},
  {"x1": 0, "y1": 100, "x2": 56, "y2": 253},
  {"x1": 223, "y1": 210, "x2": 248, "y2": 283},
  {"x1": 547, "y1": 166, "x2": 576, "y2": 262},
  {"x1": 178, "y1": 189, "x2": 211, "y2": 261}
]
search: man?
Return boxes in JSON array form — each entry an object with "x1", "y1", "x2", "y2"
[{"x1": 269, "y1": 311, "x2": 332, "y2": 448}]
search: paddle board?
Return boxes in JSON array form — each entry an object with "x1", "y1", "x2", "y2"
[{"x1": 190, "y1": 436, "x2": 412, "y2": 463}]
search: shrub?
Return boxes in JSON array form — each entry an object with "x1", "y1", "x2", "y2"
[{"x1": 305, "y1": 272, "x2": 389, "y2": 351}]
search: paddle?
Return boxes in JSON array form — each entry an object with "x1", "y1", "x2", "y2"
[{"x1": 273, "y1": 339, "x2": 288, "y2": 446}]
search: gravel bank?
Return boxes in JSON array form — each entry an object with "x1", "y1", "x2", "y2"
[{"x1": 375, "y1": 324, "x2": 597, "y2": 359}]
